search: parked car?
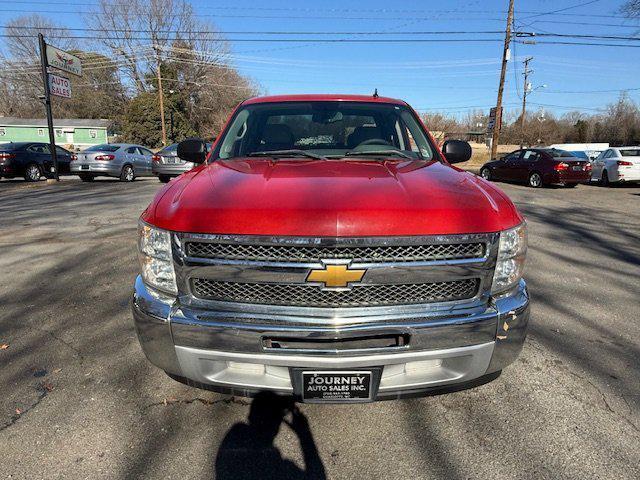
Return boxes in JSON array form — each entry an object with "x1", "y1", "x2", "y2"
[
  {"x1": 0, "y1": 142, "x2": 75, "y2": 181},
  {"x1": 152, "y1": 141, "x2": 212, "y2": 183},
  {"x1": 71, "y1": 143, "x2": 154, "y2": 182},
  {"x1": 590, "y1": 147, "x2": 640, "y2": 186},
  {"x1": 480, "y1": 148, "x2": 591, "y2": 188},
  {"x1": 132, "y1": 94, "x2": 530, "y2": 402}
]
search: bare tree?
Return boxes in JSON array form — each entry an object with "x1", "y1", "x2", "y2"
[
  {"x1": 621, "y1": 0, "x2": 640, "y2": 17},
  {"x1": 0, "y1": 15, "x2": 78, "y2": 116},
  {"x1": 88, "y1": 0, "x2": 230, "y2": 94}
]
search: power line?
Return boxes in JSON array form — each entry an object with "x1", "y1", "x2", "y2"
[
  {"x1": 1, "y1": 26, "x2": 507, "y2": 35},
  {"x1": 519, "y1": 0, "x2": 603, "y2": 20},
  {"x1": 0, "y1": 34, "x2": 506, "y2": 43},
  {"x1": 528, "y1": 32, "x2": 640, "y2": 41},
  {"x1": 518, "y1": 40, "x2": 640, "y2": 47},
  {"x1": 543, "y1": 87, "x2": 640, "y2": 94},
  {"x1": 0, "y1": 6, "x2": 629, "y2": 20}
]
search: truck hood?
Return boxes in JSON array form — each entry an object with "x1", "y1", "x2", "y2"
[{"x1": 143, "y1": 158, "x2": 523, "y2": 236}]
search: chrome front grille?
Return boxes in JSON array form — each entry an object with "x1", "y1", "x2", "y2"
[
  {"x1": 191, "y1": 278, "x2": 480, "y2": 308},
  {"x1": 177, "y1": 233, "x2": 497, "y2": 311},
  {"x1": 185, "y1": 241, "x2": 485, "y2": 263}
]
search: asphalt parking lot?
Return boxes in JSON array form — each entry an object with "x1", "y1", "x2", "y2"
[{"x1": 1, "y1": 176, "x2": 639, "y2": 480}]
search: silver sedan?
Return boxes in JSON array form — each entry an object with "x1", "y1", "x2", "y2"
[
  {"x1": 71, "y1": 143, "x2": 154, "y2": 182},
  {"x1": 152, "y1": 142, "x2": 212, "y2": 183},
  {"x1": 151, "y1": 143, "x2": 194, "y2": 183}
]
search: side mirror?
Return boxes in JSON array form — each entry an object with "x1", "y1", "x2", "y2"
[
  {"x1": 442, "y1": 140, "x2": 472, "y2": 164},
  {"x1": 177, "y1": 137, "x2": 208, "y2": 164}
]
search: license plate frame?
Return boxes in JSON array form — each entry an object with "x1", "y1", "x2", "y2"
[{"x1": 294, "y1": 369, "x2": 381, "y2": 403}]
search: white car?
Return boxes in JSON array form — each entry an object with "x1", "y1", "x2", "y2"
[{"x1": 591, "y1": 147, "x2": 640, "y2": 186}]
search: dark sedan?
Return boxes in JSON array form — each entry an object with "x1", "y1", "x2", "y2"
[
  {"x1": 480, "y1": 148, "x2": 591, "y2": 188},
  {"x1": 0, "y1": 142, "x2": 75, "y2": 181}
]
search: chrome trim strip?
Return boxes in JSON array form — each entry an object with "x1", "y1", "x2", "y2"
[
  {"x1": 175, "y1": 232, "x2": 498, "y2": 247},
  {"x1": 174, "y1": 341, "x2": 495, "y2": 368}
]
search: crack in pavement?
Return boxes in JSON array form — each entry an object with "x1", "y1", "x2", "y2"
[
  {"x1": 527, "y1": 337, "x2": 640, "y2": 434},
  {"x1": 565, "y1": 368, "x2": 640, "y2": 435},
  {"x1": 0, "y1": 384, "x2": 50, "y2": 433},
  {"x1": 26, "y1": 324, "x2": 85, "y2": 362},
  {"x1": 142, "y1": 395, "x2": 250, "y2": 411}
]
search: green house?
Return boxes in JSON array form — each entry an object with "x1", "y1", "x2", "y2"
[{"x1": 0, "y1": 118, "x2": 110, "y2": 150}]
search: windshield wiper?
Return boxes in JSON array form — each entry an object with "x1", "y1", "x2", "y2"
[
  {"x1": 346, "y1": 149, "x2": 411, "y2": 159},
  {"x1": 248, "y1": 149, "x2": 327, "y2": 160}
]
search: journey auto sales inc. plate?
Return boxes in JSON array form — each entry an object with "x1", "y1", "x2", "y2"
[{"x1": 302, "y1": 371, "x2": 372, "y2": 402}]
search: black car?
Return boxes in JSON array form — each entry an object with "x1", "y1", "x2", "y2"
[{"x1": 0, "y1": 142, "x2": 75, "y2": 181}]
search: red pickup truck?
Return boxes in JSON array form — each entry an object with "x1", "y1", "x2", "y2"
[{"x1": 132, "y1": 94, "x2": 529, "y2": 402}]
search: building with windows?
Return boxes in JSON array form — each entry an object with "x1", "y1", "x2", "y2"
[{"x1": 0, "y1": 118, "x2": 110, "y2": 150}]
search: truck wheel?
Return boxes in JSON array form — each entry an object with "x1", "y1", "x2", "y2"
[
  {"x1": 480, "y1": 167, "x2": 491, "y2": 181},
  {"x1": 158, "y1": 174, "x2": 171, "y2": 183},
  {"x1": 79, "y1": 174, "x2": 94, "y2": 182},
  {"x1": 528, "y1": 172, "x2": 542, "y2": 188},
  {"x1": 120, "y1": 165, "x2": 135, "y2": 182},
  {"x1": 24, "y1": 163, "x2": 42, "y2": 182},
  {"x1": 600, "y1": 171, "x2": 610, "y2": 187}
]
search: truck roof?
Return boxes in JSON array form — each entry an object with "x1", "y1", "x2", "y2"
[{"x1": 242, "y1": 94, "x2": 406, "y2": 106}]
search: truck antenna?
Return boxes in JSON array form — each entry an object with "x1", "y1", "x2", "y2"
[{"x1": 373, "y1": 88, "x2": 379, "y2": 98}]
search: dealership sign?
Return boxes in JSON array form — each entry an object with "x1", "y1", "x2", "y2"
[
  {"x1": 46, "y1": 44, "x2": 82, "y2": 76},
  {"x1": 48, "y1": 73, "x2": 72, "y2": 98}
]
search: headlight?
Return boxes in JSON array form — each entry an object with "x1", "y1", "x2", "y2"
[
  {"x1": 138, "y1": 222, "x2": 177, "y2": 294},
  {"x1": 492, "y1": 223, "x2": 527, "y2": 294}
]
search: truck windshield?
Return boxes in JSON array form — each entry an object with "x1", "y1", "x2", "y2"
[{"x1": 214, "y1": 101, "x2": 434, "y2": 160}]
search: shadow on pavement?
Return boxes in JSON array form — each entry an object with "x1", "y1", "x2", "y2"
[{"x1": 215, "y1": 392, "x2": 326, "y2": 480}]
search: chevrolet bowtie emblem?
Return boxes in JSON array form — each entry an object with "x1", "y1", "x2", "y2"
[{"x1": 306, "y1": 264, "x2": 366, "y2": 289}]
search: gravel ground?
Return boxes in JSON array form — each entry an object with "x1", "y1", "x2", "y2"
[{"x1": 1, "y1": 175, "x2": 639, "y2": 480}]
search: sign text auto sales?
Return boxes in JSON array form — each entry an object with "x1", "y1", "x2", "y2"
[
  {"x1": 306, "y1": 374, "x2": 368, "y2": 393},
  {"x1": 48, "y1": 73, "x2": 71, "y2": 99}
]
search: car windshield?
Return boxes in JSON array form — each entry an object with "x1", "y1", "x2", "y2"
[
  {"x1": 620, "y1": 149, "x2": 640, "y2": 156},
  {"x1": 570, "y1": 151, "x2": 588, "y2": 159},
  {"x1": 543, "y1": 149, "x2": 575, "y2": 158},
  {"x1": 213, "y1": 101, "x2": 434, "y2": 160},
  {"x1": 85, "y1": 144, "x2": 119, "y2": 152}
]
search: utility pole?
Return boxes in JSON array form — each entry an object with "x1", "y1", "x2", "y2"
[
  {"x1": 156, "y1": 62, "x2": 167, "y2": 147},
  {"x1": 490, "y1": 0, "x2": 515, "y2": 160},
  {"x1": 38, "y1": 33, "x2": 59, "y2": 181},
  {"x1": 520, "y1": 56, "x2": 533, "y2": 148}
]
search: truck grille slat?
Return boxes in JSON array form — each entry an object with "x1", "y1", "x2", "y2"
[
  {"x1": 186, "y1": 242, "x2": 484, "y2": 263},
  {"x1": 191, "y1": 278, "x2": 480, "y2": 308}
]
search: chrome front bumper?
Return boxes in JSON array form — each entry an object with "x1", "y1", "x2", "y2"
[{"x1": 132, "y1": 276, "x2": 529, "y2": 400}]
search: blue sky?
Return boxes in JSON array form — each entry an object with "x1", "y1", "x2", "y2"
[{"x1": 1, "y1": 0, "x2": 639, "y2": 118}]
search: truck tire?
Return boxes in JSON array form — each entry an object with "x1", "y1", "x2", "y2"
[
  {"x1": 158, "y1": 174, "x2": 171, "y2": 183},
  {"x1": 528, "y1": 172, "x2": 542, "y2": 188},
  {"x1": 79, "y1": 174, "x2": 94, "y2": 182},
  {"x1": 24, "y1": 163, "x2": 42, "y2": 182},
  {"x1": 120, "y1": 164, "x2": 135, "y2": 182}
]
